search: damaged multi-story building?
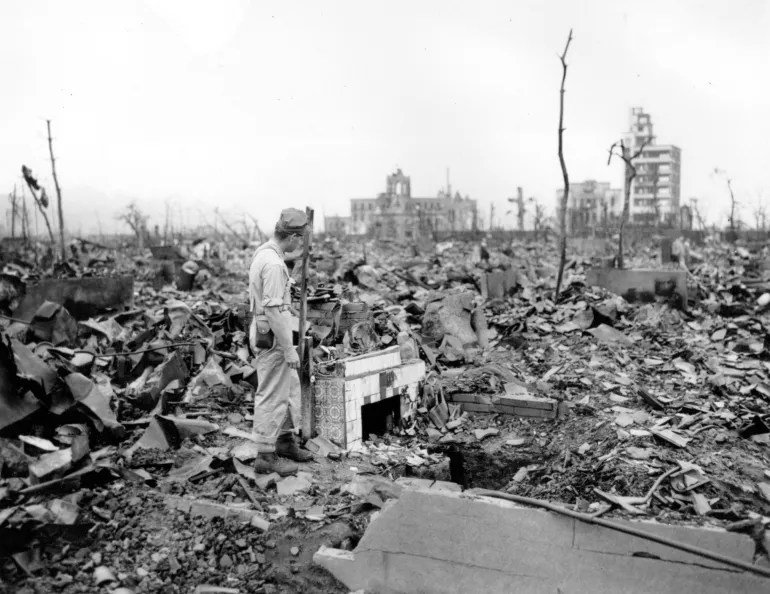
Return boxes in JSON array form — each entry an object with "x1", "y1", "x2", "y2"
[
  {"x1": 325, "y1": 169, "x2": 478, "y2": 240},
  {"x1": 624, "y1": 107, "x2": 682, "y2": 225}
]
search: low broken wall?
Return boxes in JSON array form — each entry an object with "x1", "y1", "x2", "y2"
[
  {"x1": 14, "y1": 276, "x2": 135, "y2": 321},
  {"x1": 585, "y1": 268, "x2": 687, "y2": 309}
]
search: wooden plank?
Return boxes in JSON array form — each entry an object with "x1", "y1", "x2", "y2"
[
  {"x1": 300, "y1": 336, "x2": 314, "y2": 439},
  {"x1": 298, "y1": 208, "x2": 314, "y2": 439}
]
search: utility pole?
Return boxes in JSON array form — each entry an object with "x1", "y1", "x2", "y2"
[
  {"x1": 46, "y1": 120, "x2": 66, "y2": 260},
  {"x1": 489, "y1": 203, "x2": 495, "y2": 231}
]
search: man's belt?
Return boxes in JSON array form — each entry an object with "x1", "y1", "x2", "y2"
[{"x1": 253, "y1": 304, "x2": 291, "y2": 318}]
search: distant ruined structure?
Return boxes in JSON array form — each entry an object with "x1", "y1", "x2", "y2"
[
  {"x1": 624, "y1": 107, "x2": 682, "y2": 225},
  {"x1": 557, "y1": 179, "x2": 622, "y2": 234},
  {"x1": 325, "y1": 169, "x2": 477, "y2": 240}
]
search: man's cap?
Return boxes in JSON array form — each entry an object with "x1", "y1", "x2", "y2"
[{"x1": 276, "y1": 208, "x2": 308, "y2": 234}]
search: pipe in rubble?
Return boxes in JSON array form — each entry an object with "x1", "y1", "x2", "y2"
[{"x1": 472, "y1": 489, "x2": 770, "y2": 579}]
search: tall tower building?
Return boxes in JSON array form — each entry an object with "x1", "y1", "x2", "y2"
[{"x1": 624, "y1": 107, "x2": 681, "y2": 225}]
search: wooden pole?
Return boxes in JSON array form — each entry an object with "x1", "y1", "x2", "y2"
[
  {"x1": 46, "y1": 120, "x2": 66, "y2": 261},
  {"x1": 298, "y1": 207, "x2": 315, "y2": 440}
]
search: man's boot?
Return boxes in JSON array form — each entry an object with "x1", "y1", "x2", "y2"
[
  {"x1": 253, "y1": 452, "x2": 297, "y2": 476},
  {"x1": 276, "y1": 434, "x2": 314, "y2": 462}
]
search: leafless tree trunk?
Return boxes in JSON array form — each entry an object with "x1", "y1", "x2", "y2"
[
  {"x1": 607, "y1": 138, "x2": 651, "y2": 268},
  {"x1": 751, "y1": 200, "x2": 766, "y2": 233},
  {"x1": 246, "y1": 214, "x2": 266, "y2": 243},
  {"x1": 46, "y1": 120, "x2": 66, "y2": 261},
  {"x1": 217, "y1": 211, "x2": 249, "y2": 245},
  {"x1": 9, "y1": 186, "x2": 17, "y2": 238},
  {"x1": 21, "y1": 166, "x2": 56, "y2": 247},
  {"x1": 163, "y1": 200, "x2": 171, "y2": 244},
  {"x1": 533, "y1": 201, "x2": 546, "y2": 242},
  {"x1": 554, "y1": 29, "x2": 573, "y2": 299},
  {"x1": 727, "y1": 178, "x2": 737, "y2": 237},
  {"x1": 714, "y1": 169, "x2": 738, "y2": 241},
  {"x1": 118, "y1": 202, "x2": 150, "y2": 249}
]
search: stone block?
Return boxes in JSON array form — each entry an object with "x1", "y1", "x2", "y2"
[
  {"x1": 497, "y1": 395, "x2": 556, "y2": 411},
  {"x1": 163, "y1": 495, "x2": 269, "y2": 530},
  {"x1": 496, "y1": 404, "x2": 556, "y2": 419},
  {"x1": 460, "y1": 403, "x2": 495, "y2": 413}
]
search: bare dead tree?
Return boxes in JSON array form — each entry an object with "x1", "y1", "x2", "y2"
[
  {"x1": 246, "y1": 214, "x2": 266, "y2": 243},
  {"x1": 607, "y1": 137, "x2": 651, "y2": 268},
  {"x1": 727, "y1": 179, "x2": 737, "y2": 236},
  {"x1": 752, "y1": 203, "x2": 767, "y2": 233},
  {"x1": 21, "y1": 165, "x2": 56, "y2": 247},
  {"x1": 46, "y1": 120, "x2": 66, "y2": 261},
  {"x1": 118, "y1": 202, "x2": 150, "y2": 249},
  {"x1": 9, "y1": 186, "x2": 17, "y2": 238},
  {"x1": 532, "y1": 200, "x2": 547, "y2": 242},
  {"x1": 714, "y1": 168, "x2": 738, "y2": 240},
  {"x1": 752, "y1": 192, "x2": 767, "y2": 233},
  {"x1": 20, "y1": 181, "x2": 30, "y2": 240},
  {"x1": 506, "y1": 187, "x2": 526, "y2": 232},
  {"x1": 554, "y1": 29, "x2": 573, "y2": 299},
  {"x1": 216, "y1": 210, "x2": 249, "y2": 245},
  {"x1": 163, "y1": 200, "x2": 172, "y2": 244}
]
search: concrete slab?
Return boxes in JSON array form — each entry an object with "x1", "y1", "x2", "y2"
[
  {"x1": 586, "y1": 268, "x2": 687, "y2": 309},
  {"x1": 314, "y1": 489, "x2": 765, "y2": 594},
  {"x1": 14, "y1": 275, "x2": 135, "y2": 321}
]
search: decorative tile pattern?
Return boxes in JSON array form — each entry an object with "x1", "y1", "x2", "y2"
[
  {"x1": 313, "y1": 378, "x2": 345, "y2": 446},
  {"x1": 313, "y1": 360, "x2": 426, "y2": 450}
]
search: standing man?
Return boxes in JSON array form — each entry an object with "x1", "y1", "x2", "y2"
[{"x1": 249, "y1": 208, "x2": 313, "y2": 475}]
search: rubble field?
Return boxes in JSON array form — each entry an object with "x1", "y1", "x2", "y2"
[{"x1": 1, "y1": 234, "x2": 769, "y2": 593}]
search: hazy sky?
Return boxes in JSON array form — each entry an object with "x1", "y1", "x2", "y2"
[{"x1": 1, "y1": 0, "x2": 768, "y2": 236}]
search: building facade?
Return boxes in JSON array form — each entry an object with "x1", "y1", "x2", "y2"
[
  {"x1": 339, "y1": 169, "x2": 477, "y2": 241},
  {"x1": 624, "y1": 107, "x2": 682, "y2": 225},
  {"x1": 557, "y1": 180, "x2": 622, "y2": 234}
]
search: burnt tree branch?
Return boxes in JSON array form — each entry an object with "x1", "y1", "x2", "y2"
[{"x1": 607, "y1": 136, "x2": 651, "y2": 268}]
